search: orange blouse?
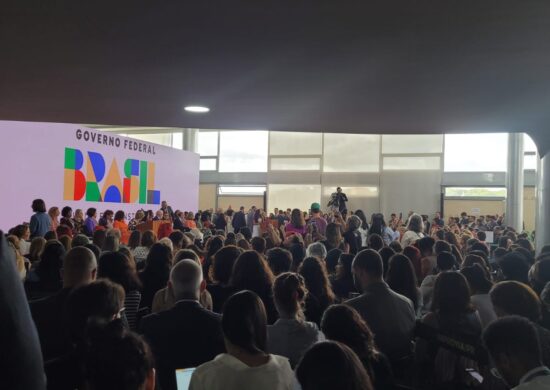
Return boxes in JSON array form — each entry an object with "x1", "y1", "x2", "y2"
[{"x1": 113, "y1": 220, "x2": 130, "y2": 244}]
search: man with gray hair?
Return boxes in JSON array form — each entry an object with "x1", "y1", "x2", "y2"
[
  {"x1": 140, "y1": 260, "x2": 225, "y2": 390},
  {"x1": 30, "y1": 246, "x2": 97, "y2": 361}
]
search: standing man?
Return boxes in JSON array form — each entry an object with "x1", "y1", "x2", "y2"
[
  {"x1": 246, "y1": 206, "x2": 256, "y2": 231},
  {"x1": 308, "y1": 203, "x2": 328, "y2": 236},
  {"x1": 328, "y1": 187, "x2": 348, "y2": 214},
  {"x1": 232, "y1": 206, "x2": 246, "y2": 233}
]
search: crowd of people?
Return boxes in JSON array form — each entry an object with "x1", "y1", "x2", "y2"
[{"x1": 3, "y1": 196, "x2": 550, "y2": 390}]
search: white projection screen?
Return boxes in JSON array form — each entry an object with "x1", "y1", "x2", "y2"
[{"x1": 0, "y1": 121, "x2": 199, "y2": 231}]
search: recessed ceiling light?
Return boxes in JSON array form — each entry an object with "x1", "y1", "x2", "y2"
[{"x1": 184, "y1": 105, "x2": 210, "y2": 113}]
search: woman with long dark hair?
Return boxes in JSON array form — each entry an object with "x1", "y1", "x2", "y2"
[
  {"x1": 285, "y1": 208, "x2": 307, "y2": 237},
  {"x1": 386, "y1": 254, "x2": 421, "y2": 313},
  {"x1": 330, "y1": 253, "x2": 358, "y2": 301},
  {"x1": 321, "y1": 304, "x2": 393, "y2": 389},
  {"x1": 231, "y1": 251, "x2": 278, "y2": 324},
  {"x1": 190, "y1": 291, "x2": 295, "y2": 390},
  {"x1": 139, "y1": 243, "x2": 173, "y2": 309},
  {"x1": 367, "y1": 213, "x2": 394, "y2": 246},
  {"x1": 296, "y1": 341, "x2": 373, "y2": 390},
  {"x1": 415, "y1": 271, "x2": 481, "y2": 388},
  {"x1": 298, "y1": 256, "x2": 335, "y2": 325},
  {"x1": 98, "y1": 251, "x2": 142, "y2": 330}
]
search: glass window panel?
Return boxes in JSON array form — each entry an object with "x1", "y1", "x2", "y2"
[
  {"x1": 444, "y1": 187, "x2": 507, "y2": 197},
  {"x1": 269, "y1": 131, "x2": 323, "y2": 155},
  {"x1": 198, "y1": 131, "x2": 219, "y2": 156},
  {"x1": 444, "y1": 133, "x2": 508, "y2": 172},
  {"x1": 172, "y1": 132, "x2": 183, "y2": 149},
  {"x1": 323, "y1": 133, "x2": 380, "y2": 172},
  {"x1": 268, "y1": 184, "x2": 322, "y2": 212},
  {"x1": 200, "y1": 158, "x2": 217, "y2": 171},
  {"x1": 382, "y1": 134, "x2": 443, "y2": 154},
  {"x1": 524, "y1": 154, "x2": 538, "y2": 170},
  {"x1": 322, "y1": 186, "x2": 378, "y2": 198},
  {"x1": 126, "y1": 133, "x2": 172, "y2": 146},
  {"x1": 383, "y1": 156, "x2": 441, "y2": 170},
  {"x1": 270, "y1": 157, "x2": 321, "y2": 171},
  {"x1": 524, "y1": 133, "x2": 537, "y2": 153},
  {"x1": 219, "y1": 131, "x2": 268, "y2": 172},
  {"x1": 218, "y1": 186, "x2": 266, "y2": 195}
]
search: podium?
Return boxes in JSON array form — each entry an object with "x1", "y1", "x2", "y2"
[{"x1": 136, "y1": 220, "x2": 171, "y2": 236}]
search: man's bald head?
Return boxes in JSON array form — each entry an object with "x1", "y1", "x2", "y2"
[
  {"x1": 63, "y1": 246, "x2": 97, "y2": 288},
  {"x1": 170, "y1": 259, "x2": 204, "y2": 301}
]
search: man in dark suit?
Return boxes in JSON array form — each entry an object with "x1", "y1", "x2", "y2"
[
  {"x1": 346, "y1": 249, "x2": 415, "y2": 363},
  {"x1": 140, "y1": 259, "x2": 225, "y2": 390},
  {"x1": 30, "y1": 246, "x2": 97, "y2": 361},
  {"x1": 231, "y1": 206, "x2": 247, "y2": 233}
]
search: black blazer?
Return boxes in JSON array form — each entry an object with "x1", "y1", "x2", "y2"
[
  {"x1": 231, "y1": 211, "x2": 246, "y2": 232},
  {"x1": 140, "y1": 300, "x2": 225, "y2": 390},
  {"x1": 30, "y1": 287, "x2": 73, "y2": 361}
]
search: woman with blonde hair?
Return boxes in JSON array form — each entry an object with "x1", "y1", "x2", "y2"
[
  {"x1": 48, "y1": 207, "x2": 60, "y2": 232},
  {"x1": 267, "y1": 272, "x2": 324, "y2": 367}
]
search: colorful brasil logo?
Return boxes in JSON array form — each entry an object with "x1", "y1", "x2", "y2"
[{"x1": 63, "y1": 147, "x2": 161, "y2": 204}]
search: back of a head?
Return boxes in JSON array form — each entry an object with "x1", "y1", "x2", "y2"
[
  {"x1": 144, "y1": 243, "x2": 173, "y2": 274},
  {"x1": 266, "y1": 247, "x2": 293, "y2": 276},
  {"x1": 128, "y1": 230, "x2": 141, "y2": 249},
  {"x1": 434, "y1": 240, "x2": 452, "y2": 255},
  {"x1": 298, "y1": 256, "x2": 332, "y2": 300},
  {"x1": 170, "y1": 259, "x2": 203, "y2": 301},
  {"x1": 296, "y1": 341, "x2": 373, "y2": 390},
  {"x1": 174, "y1": 248, "x2": 200, "y2": 265},
  {"x1": 436, "y1": 251, "x2": 456, "y2": 272},
  {"x1": 490, "y1": 281, "x2": 541, "y2": 322},
  {"x1": 470, "y1": 242, "x2": 490, "y2": 257},
  {"x1": 251, "y1": 236, "x2": 267, "y2": 254},
  {"x1": 66, "y1": 279, "x2": 125, "y2": 342},
  {"x1": 388, "y1": 240, "x2": 403, "y2": 253},
  {"x1": 337, "y1": 253, "x2": 355, "y2": 279},
  {"x1": 63, "y1": 246, "x2": 97, "y2": 287},
  {"x1": 231, "y1": 250, "x2": 273, "y2": 293},
  {"x1": 432, "y1": 271, "x2": 471, "y2": 316},
  {"x1": 273, "y1": 272, "x2": 307, "y2": 318},
  {"x1": 498, "y1": 252, "x2": 530, "y2": 283},
  {"x1": 306, "y1": 242, "x2": 327, "y2": 260},
  {"x1": 320, "y1": 304, "x2": 374, "y2": 360},
  {"x1": 352, "y1": 249, "x2": 383, "y2": 279},
  {"x1": 141, "y1": 230, "x2": 157, "y2": 248},
  {"x1": 98, "y1": 251, "x2": 141, "y2": 293},
  {"x1": 222, "y1": 290, "x2": 267, "y2": 353},
  {"x1": 102, "y1": 235, "x2": 120, "y2": 252},
  {"x1": 407, "y1": 214, "x2": 423, "y2": 233},
  {"x1": 483, "y1": 316, "x2": 541, "y2": 369},
  {"x1": 84, "y1": 321, "x2": 154, "y2": 390},
  {"x1": 460, "y1": 264, "x2": 493, "y2": 294},
  {"x1": 367, "y1": 234, "x2": 384, "y2": 251},
  {"x1": 416, "y1": 236, "x2": 435, "y2": 255},
  {"x1": 239, "y1": 226, "x2": 252, "y2": 241}
]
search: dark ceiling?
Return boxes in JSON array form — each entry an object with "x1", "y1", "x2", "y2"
[{"x1": 1, "y1": 1, "x2": 550, "y2": 153}]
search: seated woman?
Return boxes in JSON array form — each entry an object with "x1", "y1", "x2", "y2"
[
  {"x1": 460, "y1": 264, "x2": 496, "y2": 328},
  {"x1": 298, "y1": 257, "x2": 335, "y2": 326},
  {"x1": 207, "y1": 245, "x2": 241, "y2": 313},
  {"x1": 190, "y1": 290, "x2": 295, "y2": 390},
  {"x1": 230, "y1": 251, "x2": 278, "y2": 324},
  {"x1": 321, "y1": 304, "x2": 394, "y2": 389},
  {"x1": 267, "y1": 272, "x2": 324, "y2": 368},
  {"x1": 296, "y1": 341, "x2": 373, "y2": 390},
  {"x1": 415, "y1": 271, "x2": 482, "y2": 389},
  {"x1": 329, "y1": 253, "x2": 357, "y2": 301}
]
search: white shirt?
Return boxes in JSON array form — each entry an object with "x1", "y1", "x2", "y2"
[
  {"x1": 401, "y1": 230, "x2": 424, "y2": 248},
  {"x1": 513, "y1": 366, "x2": 550, "y2": 390},
  {"x1": 189, "y1": 353, "x2": 295, "y2": 390},
  {"x1": 267, "y1": 319, "x2": 324, "y2": 368}
]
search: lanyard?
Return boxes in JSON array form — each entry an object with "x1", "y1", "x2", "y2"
[{"x1": 522, "y1": 367, "x2": 550, "y2": 384}]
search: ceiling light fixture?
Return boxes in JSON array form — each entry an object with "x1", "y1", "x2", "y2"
[{"x1": 184, "y1": 105, "x2": 210, "y2": 113}]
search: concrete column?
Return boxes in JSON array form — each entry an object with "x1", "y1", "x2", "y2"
[
  {"x1": 505, "y1": 133, "x2": 524, "y2": 231},
  {"x1": 536, "y1": 151, "x2": 550, "y2": 254},
  {"x1": 182, "y1": 128, "x2": 198, "y2": 153}
]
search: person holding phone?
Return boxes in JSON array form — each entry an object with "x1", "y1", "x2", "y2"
[{"x1": 327, "y1": 187, "x2": 348, "y2": 214}]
